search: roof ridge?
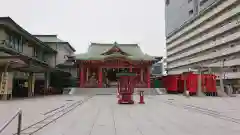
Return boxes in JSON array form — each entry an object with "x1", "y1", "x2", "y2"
[
  {"x1": 91, "y1": 42, "x2": 112, "y2": 45},
  {"x1": 90, "y1": 42, "x2": 138, "y2": 46},
  {"x1": 34, "y1": 34, "x2": 58, "y2": 37}
]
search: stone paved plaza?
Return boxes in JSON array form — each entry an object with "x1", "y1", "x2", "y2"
[{"x1": 1, "y1": 94, "x2": 240, "y2": 135}]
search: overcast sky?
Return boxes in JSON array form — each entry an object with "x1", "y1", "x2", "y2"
[{"x1": 0, "y1": 0, "x2": 166, "y2": 57}]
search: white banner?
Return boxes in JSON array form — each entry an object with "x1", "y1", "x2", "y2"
[{"x1": 0, "y1": 72, "x2": 8, "y2": 94}]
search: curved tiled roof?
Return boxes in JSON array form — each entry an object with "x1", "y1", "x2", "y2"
[{"x1": 75, "y1": 42, "x2": 155, "y2": 61}]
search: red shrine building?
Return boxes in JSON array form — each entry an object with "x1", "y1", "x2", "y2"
[{"x1": 74, "y1": 42, "x2": 156, "y2": 88}]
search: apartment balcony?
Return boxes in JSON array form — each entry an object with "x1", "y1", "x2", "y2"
[
  {"x1": 0, "y1": 40, "x2": 51, "y2": 73},
  {"x1": 168, "y1": 43, "x2": 240, "y2": 70},
  {"x1": 167, "y1": 18, "x2": 240, "y2": 63}
]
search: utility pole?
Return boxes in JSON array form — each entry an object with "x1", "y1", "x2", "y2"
[
  {"x1": 219, "y1": 59, "x2": 226, "y2": 93},
  {"x1": 196, "y1": 64, "x2": 205, "y2": 96}
]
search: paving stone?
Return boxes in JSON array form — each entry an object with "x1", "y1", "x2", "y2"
[{"x1": 1, "y1": 94, "x2": 240, "y2": 135}]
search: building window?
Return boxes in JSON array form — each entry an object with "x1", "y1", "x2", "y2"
[
  {"x1": 166, "y1": 0, "x2": 170, "y2": 6},
  {"x1": 15, "y1": 38, "x2": 19, "y2": 51},
  {"x1": 18, "y1": 38, "x2": 23, "y2": 52},
  {"x1": 232, "y1": 67, "x2": 238, "y2": 72},
  {"x1": 9, "y1": 35, "x2": 14, "y2": 47},
  {"x1": 7, "y1": 34, "x2": 23, "y2": 52},
  {"x1": 200, "y1": 0, "x2": 208, "y2": 6},
  {"x1": 33, "y1": 47, "x2": 44, "y2": 61},
  {"x1": 189, "y1": 9, "x2": 194, "y2": 15},
  {"x1": 33, "y1": 47, "x2": 38, "y2": 57},
  {"x1": 54, "y1": 54, "x2": 57, "y2": 66},
  {"x1": 230, "y1": 44, "x2": 235, "y2": 48}
]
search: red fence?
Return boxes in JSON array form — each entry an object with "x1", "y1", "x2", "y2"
[
  {"x1": 185, "y1": 73, "x2": 198, "y2": 93},
  {"x1": 162, "y1": 75, "x2": 179, "y2": 92},
  {"x1": 162, "y1": 73, "x2": 217, "y2": 94},
  {"x1": 202, "y1": 74, "x2": 217, "y2": 93}
]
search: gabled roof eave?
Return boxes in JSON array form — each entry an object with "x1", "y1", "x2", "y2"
[{"x1": 0, "y1": 17, "x2": 56, "y2": 53}]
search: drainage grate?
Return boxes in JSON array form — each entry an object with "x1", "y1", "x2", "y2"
[{"x1": 65, "y1": 99, "x2": 74, "y2": 101}]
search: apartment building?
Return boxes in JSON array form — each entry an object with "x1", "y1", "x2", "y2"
[{"x1": 165, "y1": 0, "x2": 240, "y2": 82}]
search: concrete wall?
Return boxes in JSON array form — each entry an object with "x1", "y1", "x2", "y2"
[
  {"x1": 165, "y1": 0, "x2": 218, "y2": 36},
  {"x1": 43, "y1": 42, "x2": 76, "y2": 77},
  {"x1": 45, "y1": 43, "x2": 73, "y2": 66},
  {"x1": 22, "y1": 43, "x2": 34, "y2": 57},
  {"x1": 47, "y1": 42, "x2": 58, "y2": 50},
  {"x1": 44, "y1": 53, "x2": 56, "y2": 68},
  {"x1": 166, "y1": 0, "x2": 240, "y2": 80},
  {"x1": 165, "y1": 0, "x2": 197, "y2": 36},
  {"x1": 55, "y1": 44, "x2": 72, "y2": 65}
]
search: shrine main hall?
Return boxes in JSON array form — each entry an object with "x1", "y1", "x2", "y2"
[{"x1": 73, "y1": 42, "x2": 156, "y2": 88}]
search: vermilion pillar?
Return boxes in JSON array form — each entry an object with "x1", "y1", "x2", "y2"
[
  {"x1": 80, "y1": 66, "x2": 84, "y2": 87},
  {"x1": 140, "y1": 68, "x2": 143, "y2": 81},
  {"x1": 146, "y1": 67, "x2": 150, "y2": 88},
  {"x1": 79, "y1": 66, "x2": 81, "y2": 87},
  {"x1": 86, "y1": 68, "x2": 88, "y2": 81},
  {"x1": 98, "y1": 67, "x2": 102, "y2": 88}
]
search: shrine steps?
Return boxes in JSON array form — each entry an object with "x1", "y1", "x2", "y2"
[
  {"x1": 69, "y1": 88, "x2": 117, "y2": 95},
  {"x1": 68, "y1": 88, "x2": 163, "y2": 95}
]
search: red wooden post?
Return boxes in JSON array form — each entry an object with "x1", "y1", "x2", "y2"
[
  {"x1": 78, "y1": 64, "x2": 81, "y2": 87},
  {"x1": 80, "y1": 66, "x2": 84, "y2": 87},
  {"x1": 98, "y1": 67, "x2": 102, "y2": 88},
  {"x1": 146, "y1": 67, "x2": 150, "y2": 88},
  {"x1": 140, "y1": 68, "x2": 143, "y2": 82},
  {"x1": 86, "y1": 67, "x2": 89, "y2": 81},
  {"x1": 130, "y1": 65, "x2": 132, "y2": 72}
]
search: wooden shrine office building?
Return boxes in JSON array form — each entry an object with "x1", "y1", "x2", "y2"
[{"x1": 73, "y1": 42, "x2": 156, "y2": 88}]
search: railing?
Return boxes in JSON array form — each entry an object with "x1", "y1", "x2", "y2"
[
  {"x1": 0, "y1": 40, "x2": 48, "y2": 63},
  {"x1": 0, "y1": 109, "x2": 22, "y2": 135}
]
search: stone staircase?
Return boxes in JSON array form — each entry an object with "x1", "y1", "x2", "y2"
[
  {"x1": 216, "y1": 86, "x2": 230, "y2": 97},
  {"x1": 69, "y1": 88, "x2": 117, "y2": 95},
  {"x1": 68, "y1": 88, "x2": 163, "y2": 96}
]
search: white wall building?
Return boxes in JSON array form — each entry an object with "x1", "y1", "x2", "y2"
[
  {"x1": 151, "y1": 58, "x2": 167, "y2": 76},
  {"x1": 166, "y1": 0, "x2": 240, "y2": 81}
]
